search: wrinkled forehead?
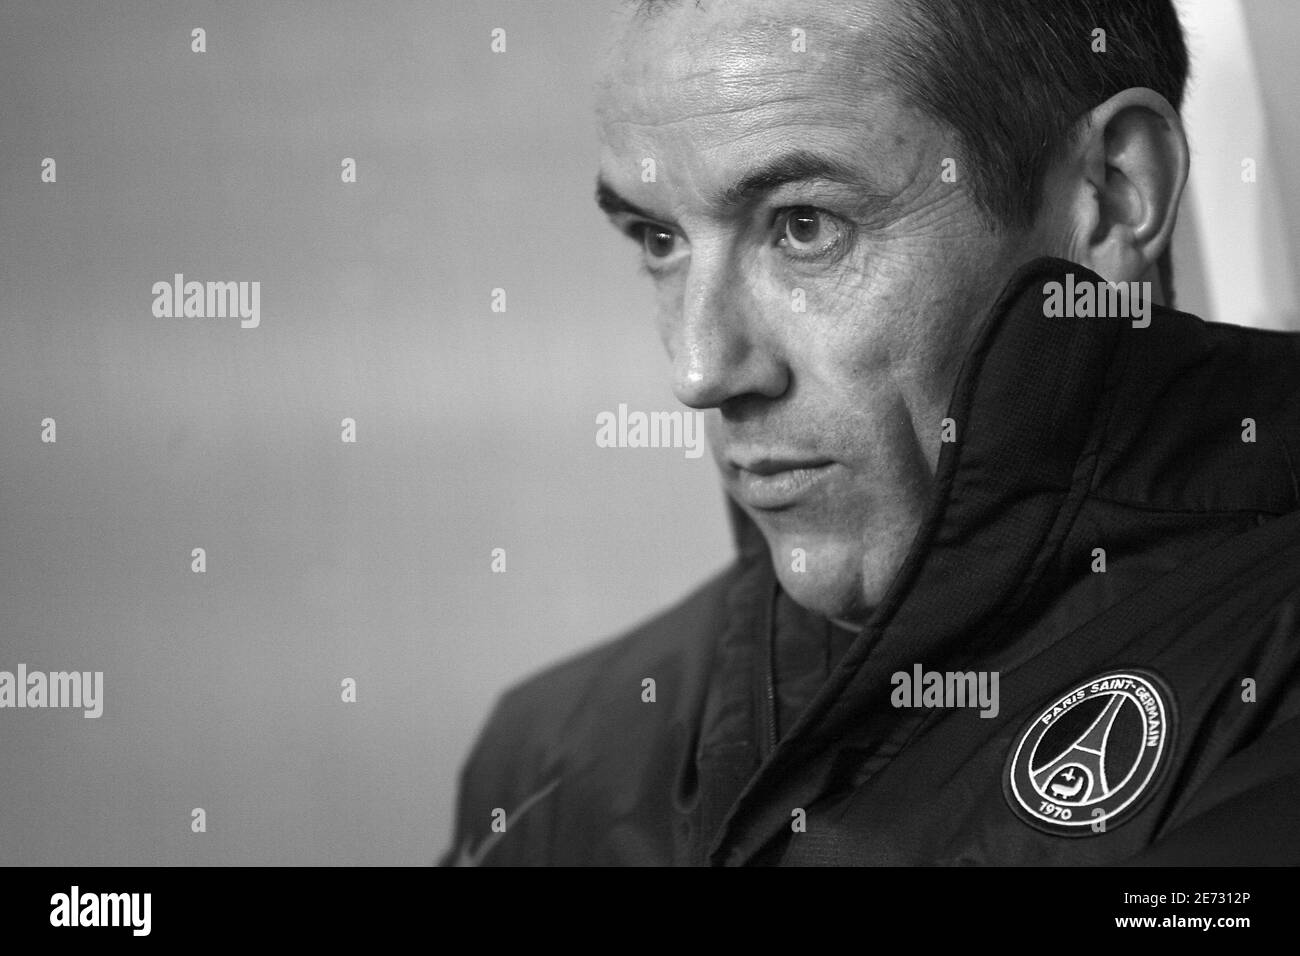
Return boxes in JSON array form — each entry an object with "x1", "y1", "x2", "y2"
[
  {"x1": 594, "y1": 0, "x2": 928, "y2": 207},
  {"x1": 595, "y1": 0, "x2": 897, "y2": 132}
]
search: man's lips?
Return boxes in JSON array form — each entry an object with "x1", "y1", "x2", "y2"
[{"x1": 729, "y1": 456, "x2": 835, "y2": 509}]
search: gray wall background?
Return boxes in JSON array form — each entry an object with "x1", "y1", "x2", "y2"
[
  {"x1": 0, "y1": 0, "x2": 1295, "y2": 865},
  {"x1": 0, "y1": 0, "x2": 731, "y2": 865}
]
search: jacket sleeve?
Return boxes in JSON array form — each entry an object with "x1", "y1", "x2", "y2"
[
  {"x1": 438, "y1": 696, "x2": 513, "y2": 867},
  {"x1": 1124, "y1": 713, "x2": 1300, "y2": 865},
  {"x1": 437, "y1": 682, "x2": 561, "y2": 867}
]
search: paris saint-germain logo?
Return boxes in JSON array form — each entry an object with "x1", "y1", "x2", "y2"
[{"x1": 1005, "y1": 670, "x2": 1176, "y2": 836}]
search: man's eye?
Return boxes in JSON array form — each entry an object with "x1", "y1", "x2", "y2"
[
  {"x1": 625, "y1": 223, "x2": 685, "y2": 274},
  {"x1": 637, "y1": 224, "x2": 677, "y2": 260},
  {"x1": 776, "y1": 207, "x2": 846, "y2": 259}
]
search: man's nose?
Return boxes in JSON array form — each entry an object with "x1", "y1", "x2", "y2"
[{"x1": 669, "y1": 255, "x2": 789, "y2": 409}]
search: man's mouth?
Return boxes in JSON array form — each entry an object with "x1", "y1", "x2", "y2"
[{"x1": 730, "y1": 456, "x2": 835, "y2": 510}]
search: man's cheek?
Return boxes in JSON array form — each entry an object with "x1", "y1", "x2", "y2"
[
  {"x1": 803, "y1": 283, "x2": 910, "y2": 379},
  {"x1": 652, "y1": 273, "x2": 688, "y2": 350},
  {"x1": 872, "y1": 267, "x2": 1000, "y2": 383}
]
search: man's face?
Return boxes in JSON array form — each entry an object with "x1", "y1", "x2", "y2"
[{"x1": 595, "y1": 0, "x2": 1045, "y2": 623}]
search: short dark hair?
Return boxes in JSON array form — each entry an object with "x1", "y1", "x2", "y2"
[
  {"x1": 630, "y1": 0, "x2": 1189, "y2": 231},
  {"x1": 883, "y1": 0, "x2": 1188, "y2": 228}
]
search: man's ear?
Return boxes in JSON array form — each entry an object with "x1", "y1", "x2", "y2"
[{"x1": 1046, "y1": 87, "x2": 1189, "y2": 283}]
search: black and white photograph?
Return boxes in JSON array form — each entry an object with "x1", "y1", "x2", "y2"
[{"x1": 1, "y1": 0, "x2": 1297, "y2": 932}]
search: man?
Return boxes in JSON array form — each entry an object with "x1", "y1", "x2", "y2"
[{"x1": 443, "y1": 0, "x2": 1300, "y2": 865}]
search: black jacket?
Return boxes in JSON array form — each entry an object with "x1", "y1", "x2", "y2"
[{"x1": 443, "y1": 257, "x2": 1300, "y2": 866}]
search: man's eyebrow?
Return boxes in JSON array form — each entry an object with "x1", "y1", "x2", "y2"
[
  {"x1": 595, "y1": 150, "x2": 887, "y2": 223},
  {"x1": 713, "y1": 150, "x2": 883, "y2": 210},
  {"x1": 595, "y1": 178, "x2": 654, "y2": 221}
]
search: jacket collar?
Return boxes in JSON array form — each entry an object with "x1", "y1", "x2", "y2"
[
  {"x1": 711, "y1": 256, "x2": 1136, "y2": 862},
  {"x1": 712, "y1": 255, "x2": 1300, "y2": 863},
  {"x1": 723, "y1": 255, "x2": 1124, "y2": 648}
]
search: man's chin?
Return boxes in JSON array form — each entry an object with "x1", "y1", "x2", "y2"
[{"x1": 771, "y1": 560, "x2": 872, "y2": 625}]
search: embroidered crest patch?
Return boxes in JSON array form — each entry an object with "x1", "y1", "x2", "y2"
[{"x1": 1005, "y1": 670, "x2": 1175, "y2": 836}]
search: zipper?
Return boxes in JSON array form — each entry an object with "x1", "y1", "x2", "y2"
[{"x1": 763, "y1": 579, "x2": 779, "y2": 755}]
